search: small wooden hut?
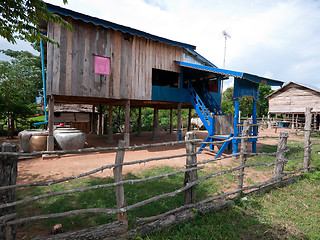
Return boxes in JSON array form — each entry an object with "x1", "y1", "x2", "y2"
[
  {"x1": 266, "y1": 81, "x2": 320, "y2": 128},
  {"x1": 53, "y1": 104, "x2": 98, "y2": 134},
  {"x1": 40, "y1": 3, "x2": 283, "y2": 156}
]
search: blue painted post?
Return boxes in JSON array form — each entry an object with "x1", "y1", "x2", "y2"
[
  {"x1": 210, "y1": 114, "x2": 215, "y2": 150},
  {"x1": 252, "y1": 99, "x2": 257, "y2": 153},
  {"x1": 233, "y1": 99, "x2": 239, "y2": 154},
  {"x1": 177, "y1": 68, "x2": 183, "y2": 141}
]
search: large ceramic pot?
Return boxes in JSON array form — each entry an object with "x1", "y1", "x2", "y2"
[
  {"x1": 18, "y1": 129, "x2": 48, "y2": 152},
  {"x1": 29, "y1": 134, "x2": 48, "y2": 152},
  {"x1": 54, "y1": 130, "x2": 86, "y2": 150}
]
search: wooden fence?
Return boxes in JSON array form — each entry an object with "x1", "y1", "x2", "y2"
[{"x1": 0, "y1": 111, "x2": 319, "y2": 239}]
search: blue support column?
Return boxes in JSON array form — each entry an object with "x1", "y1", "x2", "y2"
[
  {"x1": 209, "y1": 114, "x2": 215, "y2": 150},
  {"x1": 233, "y1": 99, "x2": 239, "y2": 154},
  {"x1": 177, "y1": 68, "x2": 183, "y2": 141},
  {"x1": 252, "y1": 99, "x2": 257, "y2": 153}
]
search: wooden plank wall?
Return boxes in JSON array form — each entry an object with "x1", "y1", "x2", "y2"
[
  {"x1": 269, "y1": 85, "x2": 320, "y2": 113},
  {"x1": 47, "y1": 18, "x2": 183, "y2": 101}
]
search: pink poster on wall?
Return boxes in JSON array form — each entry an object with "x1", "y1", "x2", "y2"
[{"x1": 94, "y1": 56, "x2": 110, "y2": 75}]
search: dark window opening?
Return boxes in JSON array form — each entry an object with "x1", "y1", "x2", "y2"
[{"x1": 152, "y1": 69, "x2": 179, "y2": 88}]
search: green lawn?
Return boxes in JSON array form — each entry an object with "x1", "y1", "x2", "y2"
[{"x1": 15, "y1": 141, "x2": 320, "y2": 239}]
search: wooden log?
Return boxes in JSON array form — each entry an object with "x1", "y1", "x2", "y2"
[
  {"x1": 304, "y1": 108, "x2": 312, "y2": 172},
  {"x1": 177, "y1": 104, "x2": 182, "y2": 141},
  {"x1": 184, "y1": 132, "x2": 198, "y2": 205},
  {"x1": 0, "y1": 143, "x2": 19, "y2": 240},
  {"x1": 273, "y1": 131, "x2": 289, "y2": 177},
  {"x1": 152, "y1": 107, "x2": 159, "y2": 140},
  {"x1": 169, "y1": 108, "x2": 173, "y2": 133},
  {"x1": 187, "y1": 108, "x2": 192, "y2": 131},
  {"x1": 127, "y1": 200, "x2": 233, "y2": 238},
  {"x1": 0, "y1": 166, "x2": 203, "y2": 209},
  {"x1": 137, "y1": 107, "x2": 142, "y2": 136},
  {"x1": 124, "y1": 100, "x2": 130, "y2": 146},
  {"x1": 36, "y1": 220, "x2": 128, "y2": 240},
  {"x1": 48, "y1": 95, "x2": 54, "y2": 136},
  {"x1": 237, "y1": 121, "x2": 250, "y2": 190},
  {"x1": 113, "y1": 141, "x2": 127, "y2": 222},
  {"x1": 108, "y1": 104, "x2": 114, "y2": 143},
  {"x1": 90, "y1": 105, "x2": 95, "y2": 134},
  {"x1": 98, "y1": 104, "x2": 103, "y2": 137}
]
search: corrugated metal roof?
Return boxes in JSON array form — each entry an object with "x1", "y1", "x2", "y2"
[
  {"x1": 177, "y1": 61, "x2": 284, "y2": 86},
  {"x1": 45, "y1": 3, "x2": 196, "y2": 50}
]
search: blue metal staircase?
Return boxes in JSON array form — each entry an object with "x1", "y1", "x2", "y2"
[
  {"x1": 187, "y1": 82, "x2": 232, "y2": 157},
  {"x1": 202, "y1": 85, "x2": 225, "y2": 115}
]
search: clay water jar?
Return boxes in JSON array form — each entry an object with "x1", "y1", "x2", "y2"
[
  {"x1": 29, "y1": 133, "x2": 48, "y2": 152},
  {"x1": 54, "y1": 129, "x2": 86, "y2": 150},
  {"x1": 18, "y1": 129, "x2": 48, "y2": 152}
]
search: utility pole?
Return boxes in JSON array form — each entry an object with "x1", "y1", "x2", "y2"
[{"x1": 222, "y1": 30, "x2": 231, "y2": 68}]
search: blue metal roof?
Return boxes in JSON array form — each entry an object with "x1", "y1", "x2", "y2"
[
  {"x1": 177, "y1": 61, "x2": 283, "y2": 86},
  {"x1": 45, "y1": 3, "x2": 196, "y2": 50}
]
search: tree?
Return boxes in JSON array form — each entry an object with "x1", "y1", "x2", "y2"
[
  {"x1": 221, "y1": 87, "x2": 234, "y2": 115},
  {"x1": 0, "y1": 49, "x2": 42, "y2": 137},
  {"x1": 239, "y1": 96, "x2": 253, "y2": 117},
  {"x1": 258, "y1": 85, "x2": 273, "y2": 117},
  {"x1": 0, "y1": 0, "x2": 71, "y2": 44}
]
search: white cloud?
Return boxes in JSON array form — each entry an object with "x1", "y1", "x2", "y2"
[{"x1": 1, "y1": 0, "x2": 320, "y2": 88}]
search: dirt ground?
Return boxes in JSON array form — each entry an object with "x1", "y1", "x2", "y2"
[{"x1": 0, "y1": 127, "x2": 303, "y2": 184}]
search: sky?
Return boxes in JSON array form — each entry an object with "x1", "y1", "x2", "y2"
[{"x1": 1, "y1": 0, "x2": 320, "y2": 90}]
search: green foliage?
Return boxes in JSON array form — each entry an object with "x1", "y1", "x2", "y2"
[
  {"x1": 0, "y1": 49, "x2": 43, "y2": 136},
  {"x1": 0, "y1": 0, "x2": 71, "y2": 45},
  {"x1": 258, "y1": 85, "x2": 273, "y2": 117},
  {"x1": 239, "y1": 96, "x2": 253, "y2": 117},
  {"x1": 221, "y1": 87, "x2": 234, "y2": 115}
]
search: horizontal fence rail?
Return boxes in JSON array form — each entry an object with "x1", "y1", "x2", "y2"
[{"x1": 0, "y1": 108, "x2": 319, "y2": 239}]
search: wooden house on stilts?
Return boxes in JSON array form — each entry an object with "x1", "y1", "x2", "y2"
[
  {"x1": 267, "y1": 81, "x2": 320, "y2": 129},
  {"x1": 41, "y1": 3, "x2": 283, "y2": 156}
]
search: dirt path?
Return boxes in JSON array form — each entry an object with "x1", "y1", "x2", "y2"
[{"x1": 0, "y1": 128, "x2": 304, "y2": 184}]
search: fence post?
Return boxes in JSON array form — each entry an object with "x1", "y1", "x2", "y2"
[
  {"x1": 237, "y1": 121, "x2": 250, "y2": 191},
  {"x1": 113, "y1": 140, "x2": 127, "y2": 222},
  {"x1": 274, "y1": 131, "x2": 289, "y2": 178},
  {"x1": 0, "y1": 143, "x2": 19, "y2": 240},
  {"x1": 304, "y1": 108, "x2": 312, "y2": 173},
  {"x1": 184, "y1": 132, "x2": 198, "y2": 205}
]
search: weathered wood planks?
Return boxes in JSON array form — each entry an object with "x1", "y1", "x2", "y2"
[
  {"x1": 268, "y1": 85, "x2": 320, "y2": 113},
  {"x1": 46, "y1": 18, "x2": 183, "y2": 101}
]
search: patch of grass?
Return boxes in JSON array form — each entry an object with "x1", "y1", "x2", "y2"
[
  {"x1": 27, "y1": 115, "x2": 45, "y2": 122},
  {"x1": 17, "y1": 166, "x2": 219, "y2": 238},
  {"x1": 143, "y1": 171, "x2": 320, "y2": 240},
  {"x1": 16, "y1": 140, "x2": 320, "y2": 239},
  {"x1": 246, "y1": 171, "x2": 320, "y2": 239}
]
